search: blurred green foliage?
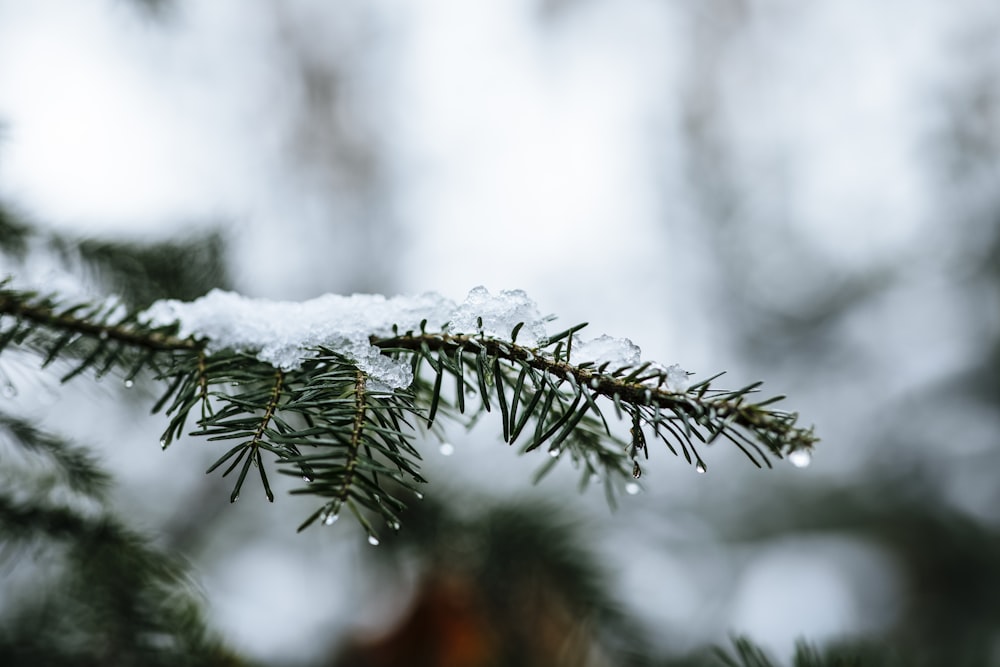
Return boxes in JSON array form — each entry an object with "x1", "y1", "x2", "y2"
[{"x1": 0, "y1": 415, "x2": 245, "y2": 667}]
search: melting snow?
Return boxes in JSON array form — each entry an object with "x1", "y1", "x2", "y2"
[
  {"x1": 651, "y1": 363, "x2": 690, "y2": 393},
  {"x1": 447, "y1": 286, "x2": 547, "y2": 345},
  {"x1": 140, "y1": 286, "x2": 687, "y2": 390},
  {"x1": 572, "y1": 334, "x2": 688, "y2": 392},
  {"x1": 572, "y1": 334, "x2": 642, "y2": 368}
]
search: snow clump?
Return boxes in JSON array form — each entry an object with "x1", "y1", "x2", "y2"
[
  {"x1": 140, "y1": 286, "x2": 687, "y2": 391},
  {"x1": 572, "y1": 334, "x2": 689, "y2": 392}
]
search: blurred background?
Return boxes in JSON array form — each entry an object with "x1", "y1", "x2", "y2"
[{"x1": 1, "y1": 0, "x2": 998, "y2": 665}]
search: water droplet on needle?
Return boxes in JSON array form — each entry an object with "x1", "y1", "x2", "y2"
[{"x1": 789, "y1": 450, "x2": 812, "y2": 468}]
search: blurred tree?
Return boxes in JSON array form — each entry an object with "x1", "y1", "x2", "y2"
[
  {"x1": 0, "y1": 413, "x2": 244, "y2": 667},
  {"x1": 329, "y1": 500, "x2": 652, "y2": 667},
  {"x1": 667, "y1": 3, "x2": 1000, "y2": 665}
]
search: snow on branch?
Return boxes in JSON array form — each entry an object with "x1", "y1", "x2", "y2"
[{"x1": 0, "y1": 281, "x2": 817, "y2": 539}]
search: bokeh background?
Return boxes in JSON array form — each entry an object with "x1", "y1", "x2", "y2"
[{"x1": 1, "y1": 0, "x2": 998, "y2": 664}]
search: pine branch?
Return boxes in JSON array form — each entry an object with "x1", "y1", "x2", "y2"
[
  {"x1": 0, "y1": 283, "x2": 818, "y2": 536},
  {"x1": 0, "y1": 204, "x2": 232, "y2": 309},
  {"x1": 0, "y1": 412, "x2": 236, "y2": 665},
  {"x1": 0, "y1": 491, "x2": 234, "y2": 664},
  {"x1": 0, "y1": 413, "x2": 112, "y2": 500},
  {"x1": 713, "y1": 637, "x2": 779, "y2": 667},
  {"x1": 379, "y1": 331, "x2": 816, "y2": 465},
  {"x1": 706, "y1": 635, "x2": 907, "y2": 667},
  {"x1": 0, "y1": 283, "x2": 195, "y2": 353}
]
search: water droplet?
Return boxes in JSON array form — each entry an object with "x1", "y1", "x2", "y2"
[
  {"x1": 98, "y1": 330, "x2": 109, "y2": 340},
  {"x1": 2, "y1": 383, "x2": 16, "y2": 398},
  {"x1": 589, "y1": 378, "x2": 600, "y2": 389},
  {"x1": 632, "y1": 461, "x2": 642, "y2": 479},
  {"x1": 159, "y1": 438, "x2": 168, "y2": 449},
  {"x1": 548, "y1": 448, "x2": 560, "y2": 458},
  {"x1": 590, "y1": 473, "x2": 601, "y2": 483},
  {"x1": 123, "y1": 379, "x2": 134, "y2": 389},
  {"x1": 696, "y1": 461, "x2": 707, "y2": 474},
  {"x1": 439, "y1": 443, "x2": 455, "y2": 456},
  {"x1": 302, "y1": 475, "x2": 313, "y2": 482},
  {"x1": 625, "y1": 482, "x2": 640, "y2": 495},
  {"x1": 323, "y1": 512, "x2": 339, "y2": 526},
  {"x1": 414, "y1": 491, "x2": 424, "y2": 500},
  {"x1": 390, "y1": 521, "x2": 401, "y2": 531},
  {"x1": 789, "y1": 450, "x2": 812, "y2": 468},
  {"x1": 367, "y1": 535, "x2": 380, "y2": 546}
]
